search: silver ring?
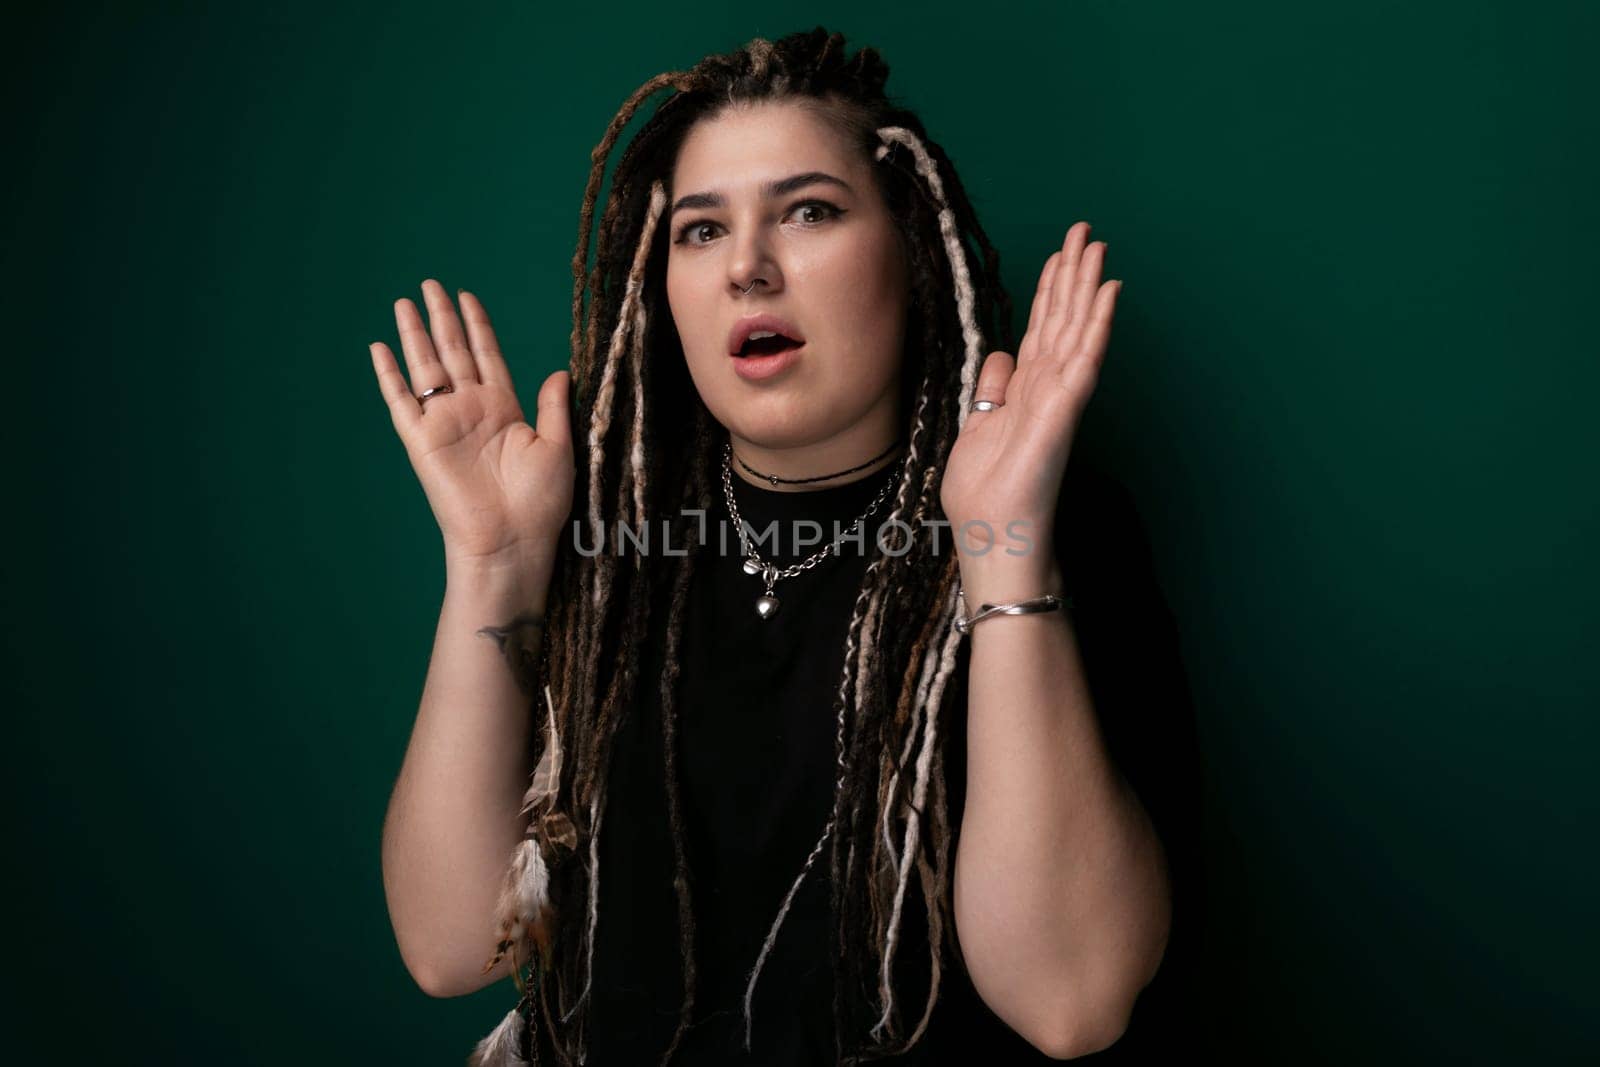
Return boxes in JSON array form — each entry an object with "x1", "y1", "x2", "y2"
[
  {"x1": 742, "y1": 279, "x2": 765, "y2": 295},
  {"x1": 417, "y1": 384, "x2": 454, "y2": 403},
  {"x1": 972, "y1": 399, "x2": 1003, "y2": 412}
]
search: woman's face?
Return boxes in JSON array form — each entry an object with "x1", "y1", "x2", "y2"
[{"x1": 665, "y1": 100, "x2": 910, "y2": 464}]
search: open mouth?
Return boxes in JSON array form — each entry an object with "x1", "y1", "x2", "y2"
[{"x1": 733, "y1": 332, "x2": 805, "y2": 358}]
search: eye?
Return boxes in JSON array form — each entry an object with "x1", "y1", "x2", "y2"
[
  {"x1": 673, "y1": 220, "x2": 721, "y2": 246},
  {"x1": 671, "y1": 199, "x2": 847, "y2": 247},
  {"x1": 789, "y1": 199, "x2": 844, "y2": 226}
]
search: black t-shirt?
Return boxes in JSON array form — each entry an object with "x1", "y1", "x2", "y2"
[{"x1": 584, "y1": 456, "x2": 1204, "y2": 1064}]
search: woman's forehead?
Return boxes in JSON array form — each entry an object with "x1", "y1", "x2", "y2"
[{"x1": 670, "y1": 102, "x2": 861, "y2": 190}]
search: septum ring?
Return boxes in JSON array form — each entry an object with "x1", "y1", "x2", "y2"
[
  {"x1": 973, "y1": 399, "x2": 1003, "y2": 412},
  {"x1": 742, "y1": 279, "x2": 764, "y2": 295}
]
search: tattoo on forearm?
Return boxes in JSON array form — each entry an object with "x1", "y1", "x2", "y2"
[{"x1": 476, "y1": 612, "x2": 545, "y2": 698}]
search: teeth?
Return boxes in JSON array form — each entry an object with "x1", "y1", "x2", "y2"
[{"x1": 748, "y1": 330, "x2": 779, "y2": 340}]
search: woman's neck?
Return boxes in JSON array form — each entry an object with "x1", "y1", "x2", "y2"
[{"x1": 727, "y1": 423, "x2": 903, "y2": 493}]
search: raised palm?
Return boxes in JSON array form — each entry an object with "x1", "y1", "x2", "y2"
[
  {"x1": 940, "y1": 222, "x2": 1120, "y2": 540},
  {"x1": 369, "y1": 280, "x2": 574, "y2": 571}
]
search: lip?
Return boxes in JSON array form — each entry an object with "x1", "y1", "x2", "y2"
[
  {"x1": 731, "y1": 341, "x2": 806, "y2": 382},
  {"x1": 727, "y1": 313, "x2": 806, "y2": 357}
]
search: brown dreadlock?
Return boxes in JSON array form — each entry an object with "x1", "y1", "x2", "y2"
[{"x1": 470, "y1": 26, "x2": 1019, "y2": 1067}]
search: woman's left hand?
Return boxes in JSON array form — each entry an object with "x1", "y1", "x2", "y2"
[{"x1": 939, "y1": 221, "x2": 1121, "y2": 579}]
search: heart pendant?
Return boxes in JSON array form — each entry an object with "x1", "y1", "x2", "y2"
[{"x1": 755, "y1": 594, "x2": 780, "y2": 619}]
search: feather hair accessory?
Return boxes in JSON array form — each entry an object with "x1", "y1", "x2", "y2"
[
  {"x1": 473, "y1": 684, "x2": 578, "y2": 1063},
  {"x1": 467, "y1": 1003, "x2": 532, "y2": 1067}
]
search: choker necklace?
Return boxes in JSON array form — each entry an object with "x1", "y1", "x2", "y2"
[
  {"x1": 734, "y1": 435, "x2": 906, "y2": 486},
  {"x1": 720, "y1": 441, "x2": 904, "y2": 619}
]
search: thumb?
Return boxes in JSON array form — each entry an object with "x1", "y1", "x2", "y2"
[
  {"x1": 969, "y1": 350, "x2": 1015, "y2": 413},
  {"x1": 534, "y1": 369, "x2": 573, "y2": 450}
]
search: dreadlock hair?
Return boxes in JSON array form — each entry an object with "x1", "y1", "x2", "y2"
[{"x1": 468, "y1": 26, "x2": 1019, "y2": 1067}]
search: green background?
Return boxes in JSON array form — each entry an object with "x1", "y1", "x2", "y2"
[{"x1": 7, "y1": 1, "x2": 1595, "y2": 1062}]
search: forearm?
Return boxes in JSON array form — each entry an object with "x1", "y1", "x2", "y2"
[
  {"x1": 951, "y1": 552, "x2": 1171, "y2": 1059},
  {"x1": 380, "y1": 557, "x2": 552, "y2": 997}
]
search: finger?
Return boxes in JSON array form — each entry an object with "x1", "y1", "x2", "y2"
[
  {"x1": 967, "y1": 350, "x2": 1015, "y2": 418},
  {"x1": 533, "y1": 369, "x2": 573, "y2": 451},
  {"x1": 459, "y1": 289, "x2": 514, "y2": 391},
  {"x1": 1042, "y1": 223, "x2": 1092, "y2": 350},
  {"x1": 1059, "y1": 244, "x2": 1109, "y2": 355},
  {"x1": 1061, "y1": 280, "x2": 1121, "y2": 394},
  {"x1": 1016, "y1": 252, "x2": 1061, "y2": 365},
  {"x1": 420, "y1": 279, "x2": 481, "y2": 386},
  {"x1": 394, "y1": 295, "x2": 451, "y2": 393},
  {"x1": 369, "y1": 341, "x2": 421, "y2": 433}
]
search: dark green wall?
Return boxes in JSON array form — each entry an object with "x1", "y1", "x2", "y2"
[{"x1": 7, "y1": 1, "x2": 1594, "y2": 1062}]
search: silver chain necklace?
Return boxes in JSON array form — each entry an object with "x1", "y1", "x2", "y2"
[{"x1": 719, "y1": 441, "x2": 904, "y2": 619}]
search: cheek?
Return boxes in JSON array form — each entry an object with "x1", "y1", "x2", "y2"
[
  {"x1": 666, "y1": 261, "x2": 713, "y2": 352},
  {"x1": 664, "y1": 261, "x2": 731, "y2": 405},
  {"x1": 665, "y1": 259, "x2": 687, "y2": 327},
  {"x1": 805, "y1": 237, "x2": 907, "y2": 363}
]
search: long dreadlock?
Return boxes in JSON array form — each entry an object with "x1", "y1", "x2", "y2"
[{"x1": 468, "y1": 26, "x2": 1019, "y2": 1066}]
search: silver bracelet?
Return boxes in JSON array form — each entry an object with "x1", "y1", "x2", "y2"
[{"x1": 953, "y1": 584, "x2": 1069, "y2": 635}]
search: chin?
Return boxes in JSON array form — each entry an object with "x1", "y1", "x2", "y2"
[
  {"x1": 743, "y1": 412, "x2": 882, "y2": 453},
  {"x1": 722, "y1": 411, "x2": 827, "y2": 449}
]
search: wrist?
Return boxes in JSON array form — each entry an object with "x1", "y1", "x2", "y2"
[
  {"x1": 444, "y1": 553, "x2": 554, "y2": 612},
  {"x1": 956, "y1": 552, "x2": 1064, "y2": 606}
]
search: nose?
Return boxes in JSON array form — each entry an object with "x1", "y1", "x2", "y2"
[{"x1": 728, "y1": 228, "x2": 782, "y2": 297}]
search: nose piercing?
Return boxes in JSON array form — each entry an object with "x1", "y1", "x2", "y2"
[{"x1": 742, "y1": 279, "x2": 764, "y2": 295}]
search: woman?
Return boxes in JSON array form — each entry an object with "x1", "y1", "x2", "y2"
[{"x1": 374, "y1": 27, "x2": 1201, "y2": 1066}]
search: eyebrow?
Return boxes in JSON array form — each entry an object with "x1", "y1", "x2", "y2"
[{"x1": 669, "y1": 171, "x2": 855, "y2": 217}]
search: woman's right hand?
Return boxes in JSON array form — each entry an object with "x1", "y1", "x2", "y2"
[{"x1": 369, "y1": 279, "x2": 575, "y2": 573}]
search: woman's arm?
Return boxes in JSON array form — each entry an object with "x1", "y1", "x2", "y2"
[
  {"x1": 380, "y1": 557, "x2": 551, "y2": 998},
  {"x1": 368, "y1": 282, "x2": 575, "y2": 998},
  {"x1": 936, "y1": 222, "x2": 1168, "y2": 1059},
  {"x1": 951, "y1": 547, "x2": 1172, "y2": 1060}
]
